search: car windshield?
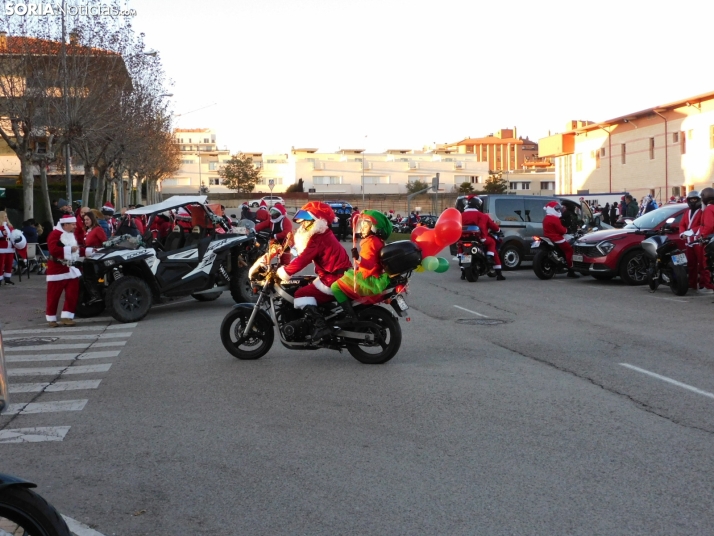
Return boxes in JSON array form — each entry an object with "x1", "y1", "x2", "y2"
[{"x1": 624, "y1": 205, "x2": 682, "y2": 230}]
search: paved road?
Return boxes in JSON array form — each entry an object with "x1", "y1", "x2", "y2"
[{"x1": 1, "y1": 257, "x2": 714, "y2": 535}]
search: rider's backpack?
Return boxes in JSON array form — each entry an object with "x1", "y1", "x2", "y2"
[{"x1": 380, "y1": 240, "x2": 422, "y2": 275}]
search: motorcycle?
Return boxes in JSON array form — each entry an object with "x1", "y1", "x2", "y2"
[
  {"x1": 531, "y1": 229, "x2": 584, "y2": 280},
  {"x1": 642, "y1": 217, "x2": 689, "y2": 296},
  {"x1": 458, "y1": 226, "x2": 503, "y2": 282},
  {"x1": 0, "y1": 326, "x2": 71, "y2": 535},
  {"x1": 220, "y1": 240, "x2": 421, "y2": 365}
]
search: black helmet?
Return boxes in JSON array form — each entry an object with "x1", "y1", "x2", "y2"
[
  {"x1": 467, "y1": 196, "x2": 482, "y2": 210},
  {"x1": 701, "y1": 187, "x2": 714, "y2": 205},
  {"x1": 686, "y1": 190, "x2": 700, "y2": 200}
]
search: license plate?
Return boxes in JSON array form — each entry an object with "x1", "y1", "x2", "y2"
[
  {"x1": 395, "y1": 295, "x2": 409, "y2": 311},
  {"x1": 672, "y1": 253, "x2": 687, "y2": 265},
  {"x1": 461, "y1": 255, "x2": 471, "y2": 263},
  {"x1": 572, "y1": 254, "x2": 583, "y2": 262}
]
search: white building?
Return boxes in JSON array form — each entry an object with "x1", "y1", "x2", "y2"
[{"x1": 162, "y1": 128, "x2": 232, "y2": 195}]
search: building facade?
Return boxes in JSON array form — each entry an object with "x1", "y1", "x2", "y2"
[
  {"x1": 162, "y1": 128, "x2": 231, "y2": 195},
  {"x1": 539, "y1": 91, "x2": 714, "y2": 201},
  {"x1": 446, "y1": 128, "x2": 542, "y2": 172}
]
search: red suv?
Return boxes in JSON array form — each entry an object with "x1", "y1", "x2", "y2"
[{"x1": 572, "y1": 204, "x2": 687, "y2": 284}]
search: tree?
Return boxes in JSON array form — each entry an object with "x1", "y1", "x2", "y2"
[
  {"x1": 285, "y1": 178, "x2": 304, "y2": 193},
  {"x1": 219, "y1": 155, "x2": 261, "y2": 193},
  {"x1": 457, "y1": 182, "x2": 475, "y2": 195},
  {"x1": 406, "y1": 179, "x2": 429, "y2": 194},
  {"x1": 483, "y1": 172, "x2": 508, "y2": 194}
]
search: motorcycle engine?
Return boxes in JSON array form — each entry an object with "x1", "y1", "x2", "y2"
[{"x1": 282, "y1": 318, "x2": 309, "y2": 342}]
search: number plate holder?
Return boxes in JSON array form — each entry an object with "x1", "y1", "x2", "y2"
[
  {"x1": 572, "y1": 254, "x2": 583, "y2": 262},
  {"x1": 672, "y1": 253, "x2": 687, "y2": 266}
]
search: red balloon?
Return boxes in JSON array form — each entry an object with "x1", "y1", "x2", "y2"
[
  {"x1": 435, "y1": 218, "x2": 462, "y2": 247},
  {"x1": 413, "y1": 228, "x2": 443, "y2": 258},
  {"x1": 411, "y1": 226, "x2": 429, "y2": 240},
  {"x1": 437, "y1": 207, "x2": 462, "y2": 224}
]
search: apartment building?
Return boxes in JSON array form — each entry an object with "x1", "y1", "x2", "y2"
[
  {"x1": 446, "y1": 128, "x2": 542, "y2": 172},
  {"x1": 162, "y1": 128, "x2": 231, "y2": 194},
  {"x1": 539, "y1": 91, "x2": 714, "y2": 200}
]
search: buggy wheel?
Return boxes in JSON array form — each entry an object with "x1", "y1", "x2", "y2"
[
  {"x1": 230, "y1": 268, "x2": 258, "y2": 304},
  {"x1": 107, "y1": 276, "x2": 152, "y2": 323}
]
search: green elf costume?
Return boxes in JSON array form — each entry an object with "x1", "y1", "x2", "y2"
[{"x1": 331, "y1": 209, "x2": 393, "y2": 318}]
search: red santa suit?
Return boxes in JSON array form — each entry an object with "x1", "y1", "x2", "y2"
[
  {"x1": 275, "y1": 203, "x2": 351, "y2": 308},
  {"x1": 680, "y1": 206, "x2": 708, "y2": 290},
  {"x1": 46, "y1": 215, "x2": 85, "y2": 322},
  {"x1": 698, "y1": 203, "x2": 714, "y2": 289},
  {"x1": 255, "y1": 204, "x2": 293, "y2": 240},
  {"x1": 543, "y1": 202, "x2": 574, "y2": 267},
  {"x1": 461, "y1": 207, "x2": 502, "y2": 269},
  {"x1": 0, "y1": 220, "x2": 19, "y2": 282}
]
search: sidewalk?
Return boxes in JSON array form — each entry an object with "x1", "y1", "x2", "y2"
[{"x1": 0, "y1": 274, "x2": 55, "y2": 329}]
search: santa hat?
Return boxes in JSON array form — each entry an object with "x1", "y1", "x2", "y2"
[
  {"x1": 544, "y1": 201, "x2": 562, "y2": 217},
  {"x1": 271, "y1": 203, "x2": 286, "y2": 216},
  {"x1": 295, "y1": 201, "x2": 334, "y2": 223},
  {"x1": 59, "y1": 214, "x2": 77, "y2": 224},
  {"x1": 102, "y1": 201, "x2": 115, "y2": 214},
  {"x1": 259, "y1": 200, "x2": 267, "y2": 207}
]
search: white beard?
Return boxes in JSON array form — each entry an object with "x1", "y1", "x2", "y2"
[
  {"x1": 294, "y1": 218, "x2": 328, "y2": 254},
  {"x1": 60, "y1": 231, "x2": 80, "y2": 262}
]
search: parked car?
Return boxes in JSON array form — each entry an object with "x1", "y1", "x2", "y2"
[
  {"x1": 249, "y1": 195, "x2": 284, "y2": 208},
  {"x1": 451, "y1": 194, "x2": 607, "y2": 269},
  {"x1": 414, "y1": 214, "x2": 437, "y2": 229},
  {"x1": 571, "y1": 203, "x2": 687, "y2": 284},
  {"x1": 323, "y1": 200, "x2": 354, "y2": 233}
]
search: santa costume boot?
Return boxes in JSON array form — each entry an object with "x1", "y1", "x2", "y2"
[{"x1": 304, "y1": 305, "x2": 333, "y2": 341}]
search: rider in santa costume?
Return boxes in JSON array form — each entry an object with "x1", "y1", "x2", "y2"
[
  {"x1": 273, "y1": 201, "x2": 351, "y2": 340},
  {"x1": 1, "y1": 210, "x2": 26, "y2": 285},
  {"x1": 46, "y1": 214, "x2": 93, "y2": 327},
  {"x1": 461, "y1": 195, "x2": 505, "y2": 281},
  {"x1": 543, "y1": 201, "x2": 579, "y2": 278}
]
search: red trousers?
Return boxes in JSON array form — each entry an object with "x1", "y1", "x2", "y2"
[
  {"x1": 1, "y1": 252, "x2": 13, "y2": 278},
  {"x1": 687, "y1": 244, "x2": 713, "y2": 289},
  {"x1": 556, "y1": 241, "x2": 574, "y2": 268},
  {"x1": 46, "y1": 277, "x2": 79, "y2": 321},
  {"x1": 483, "y1": 236, "x2": 502, "y2": 269},
  {"x1": 293, "y1": 280, "x2": 334, "y2": 308}
]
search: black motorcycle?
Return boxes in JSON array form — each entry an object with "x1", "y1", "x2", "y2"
[
  {"x1": 0, "y1": 327, "x2": 71, "y2": 535},
  {"x1": 458, "y1": 226, "x2": 502, "y2": 282},
  {"x1": 531, "y1": 230, "x2": 583, "y2": 280},
  {"x1": 220, "y1": 240, "x2": 421, "y2": 365},
  {"x1": 642, "y1": 217, "x2": 689, "y2": 296}
]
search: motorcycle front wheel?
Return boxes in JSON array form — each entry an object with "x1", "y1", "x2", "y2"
[
  {"x1": 532, "y1": 249, "x2": 555, "y2": 280},
  {"x1": 669, "y1": 263, "x2": 689, "y2": 296},
  {"x1": 346, "y1": 307, "x2": 402, "y2": 365},
  {"x1": 0, "y1": 486, "x2": 71, "y2": 536},
  {"x1": 220, "y1": 307, "x2": 274, "y2": 360}
]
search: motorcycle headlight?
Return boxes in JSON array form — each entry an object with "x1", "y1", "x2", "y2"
[
  {"x1": 103, "y1": 259, "x2": 116, "y2": 267},
  {"x1": 597, "y1": 241, "x2": 615, "y2": 255}
]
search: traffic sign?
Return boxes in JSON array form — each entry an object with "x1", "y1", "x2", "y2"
[{"x1": 268, "y1": 179, "x2": 275, "y2": 192}]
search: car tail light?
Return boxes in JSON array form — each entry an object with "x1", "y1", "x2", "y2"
[{"x1": 532, "y1": 236, "x2": 541, "y2": 241}]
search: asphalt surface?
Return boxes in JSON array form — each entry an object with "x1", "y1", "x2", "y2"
[{"x1": 1, "y1": 251, "x2": 714, "y2": 535}]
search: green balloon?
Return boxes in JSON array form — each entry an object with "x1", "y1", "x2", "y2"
[
  {"x1": 434, "y1": 257, "x2": 450, "y2": 273},
  {"x1": 422, "y1": 256, "x2": 439, "y2": 271}
]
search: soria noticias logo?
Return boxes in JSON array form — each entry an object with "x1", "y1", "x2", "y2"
[{"x1": 5, "y1": 3, "x2": 137, "y2": 16}]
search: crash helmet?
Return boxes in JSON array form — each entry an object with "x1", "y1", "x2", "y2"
[
  {"x1": 700, "y1": 187, "x2": 714, "y2": 205},
  {"x1": 544, "y1": 201, "x2": 562, "y2": 216},
  {"x1": 466, "y1": 195, "x2": 482, "y2": 210}
]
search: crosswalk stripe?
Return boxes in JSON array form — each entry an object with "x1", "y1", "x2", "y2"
[
  {"x1": 0, "y1": 426, "x2": 71, "y2": 443},
  {"x1": 9, "y1": 380, "x2": 102, "y2": 393},
  {"x1": 72, "y1": 317, "x2": 113, "y2": 323},
  {"x1": 4, "y1": 399, "x2": 88, "y2": 415},
  {"x1": 5, "y1": 332, "x2": 131, "y2": 341},
  {"x1": 5, "y1": 341, "x2": 127, "y2": 352},
  {"x1": 6, "y1": 350, "x2": 121, "y2": 362},
  {"x1": 8, "y1": 364, "x2": 112, "y2": 376},
  {"x1": 3, "y1": 323, "x2": 137, "y2": 335}
]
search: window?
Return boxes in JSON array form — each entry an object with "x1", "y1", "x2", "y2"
[
  {"x1": 208, "y1": 162, "x2": 219, "y2": 171},
  {"x1": 672, "y1": 186, "x2": 681, "y2": 197},
  {"x1": 673, "y1": 132, "x2": 679, "y2": 143},
  {"x1": 209, "y1": 177, "x2": 220, "y2": 185},
  {"x1": 313, "y1": 176, "x2": 341, "y2": 185},
  {"x1": 600, "y1": 148, "x2": 606, "y2": 157},
  {"x1": 266, "y1": 159, "x2": 287, "y2": 164},
  {"x1": 203, "y1": 138, "x2": 209, "y2": 143},
  {"x1": 163, "y1": 178, "x2": 191, "y2": 186},
  {"x1": 681, "y1": 134, "x2": 686, "y2": 154},
  {"x1": 595, "y1": 151, "x2": 601, "y2": 169},
  {"x1": 523, "y1": 199, "x2": 546, "y2": 223},
  {"x1": 363, "y1": 176, "x2": 388, "y2": 184},
  {"x1": 181, "y1": 159, "x2": 194, "y2": 164},
  {"x1": 454, "y1": 175, "x2": 480, "y2": 184},
  {"x1": 575, "y1": 153, "x2": 582, "y2": 172},
  {"x1": 188, "y1": 138, "x2": 192, "y2": 143},
  {"x1": 649, "y1": 138, "x2": 655, "y2": 159},
  {"x1": 621, "y1": 144, "x2": 626, "y2": 164},
  {"x1": 540, "y1": 181, "x2": 556, "y2": 190},
  {"x1": 495, "y1": 198, "x2": 526, "y2": 222},
  {"x1": 509, "y1": 182, "x2": 530, "y2": 190}
]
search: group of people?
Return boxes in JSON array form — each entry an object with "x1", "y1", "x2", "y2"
[{"x1": 680, "y1": 188, "x2": 714, "y2": 293}]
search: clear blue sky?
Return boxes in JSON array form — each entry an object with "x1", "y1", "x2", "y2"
[{"x1": 131, "y1": 0, "x2": 714, "y2": 154}]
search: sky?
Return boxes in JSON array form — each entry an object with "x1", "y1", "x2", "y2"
[{"x1": 130, "y1": 0, "x2": 714, "y2": 155}]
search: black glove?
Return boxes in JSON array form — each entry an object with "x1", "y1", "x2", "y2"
[{"x1": 351, "y1": 247, "x2": 359, "y2": 260}]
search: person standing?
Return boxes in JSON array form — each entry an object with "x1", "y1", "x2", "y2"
[
  {"x1": 543, "y1": 201, "x2": 579, "y2": 278},
  {"x1": 624, "y1": 195, "x2": 639, "y2": 218},
  {"x1": 0, "y1": 211, "x2": 17, "y2": 285},
  {"x1": 610, "y1": 202, "x2": 618, "y2": 225},
  {"x1": 55, "y1": 199, "x2": 73, "y2": 223},
  {"x1": 602, "y1": 203, "x2": 611, "y2": 225},
  {"x1": 46, "y1": 214, "x2": 85, "y2": 326},
  {"x1": 697, "y1": 188, "x2": 714, "y2": 293},
  {"x1": 82, "y1": 210, "x2": 107, "y2": 250},
  {"x1": 679, "y1": 191, "x2": 707, "y2": 292},
  {"x1": 335, "y1": 202, "x2": 351, "y2": 241}
]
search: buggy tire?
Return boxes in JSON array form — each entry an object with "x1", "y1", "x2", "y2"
[
  {"x1": 230, "y1": 268, "x2": 258, "y2": 304},
  {"x1": 0, "y1": 486, "x2": 71, "y2": 536},
  {"x1": 107, "y1": 276, "x2": 152, "y2": 323}
]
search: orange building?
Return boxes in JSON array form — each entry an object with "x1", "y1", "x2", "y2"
[{"x1": 447, "y1": 128, "x2": 542, "y2": 171}]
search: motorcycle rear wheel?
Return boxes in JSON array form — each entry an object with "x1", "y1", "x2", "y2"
[
  {"x1": 532, "y1": 249, "x2": 555, "y2": 280},
  {"x1": 0, "y1": 486, "x2": 71, "y2": 536},
  {"x1": 221, "y1": 307, "x2": 274, "y2": 360},
  {"x1": 464, "y1": 264, "x2": 478, "y2": 282},
  {"x1": 346, "y1": 307, "x2": 402, "y2": 365},
  {"x1": 669, "y1": 263, "x2": 689, "y2": 296}
]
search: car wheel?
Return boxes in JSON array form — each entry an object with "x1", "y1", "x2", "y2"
[
  {"x1": 619, "y1": 249, "x2": 648, "y2": 285},
  {"x1": 500, "y1": 243, "x2": 522, "y2": 270},
  {"x1": 250, "y1": 201, "x2": 259, "y2": 208},
  {"x1": 107, "y1": 276, "x2": 153, "y2": 322}
]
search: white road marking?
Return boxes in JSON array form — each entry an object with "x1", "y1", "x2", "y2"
[
  {"x1": 454, "y1": 305, "x2": 488, "y2": 318},
  {"x1": 0, "y1": 426, "x2": 71, "y2": 443},
  {"x1": 3, "y1": 323, "x2": 136, "y2": 335},
  {"x1": 620, "y1": 363, "x2": 714, "y2": 400},
  {"x1": 8, "y1": 364, "x2": 112, "y2": 376},
  {"x1": 72, "y1": 317, "x2": 113, "y2": 323},
  {"x1": 9, "y1": 380, "x2": 102, "y2": 393},
  {"x1": 5, "y1": 341, "x2": 127, "y2": 352},
  {"x1": 152, "y1": 298, "x2": 193, "y2": 308},
  {"x1": 4, "y1": 399, "x2": 88, "y2": 415},
  {"x1": 648, "y1": 296, "x2": 688, "y2": 303},
  {"x1": 5, "y1": 350, "x2": 121, "y2": 362},
  {"x1": 62, "y1": 515, "x2": 107, "y2": 536},
  {"x1": 5, "y1": 332, "x2": 131, "y2": 341}
]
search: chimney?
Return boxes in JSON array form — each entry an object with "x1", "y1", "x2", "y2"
[
  {"x1": 0, "y1": 31, "x2": 7, "y2": 50},
  {"x1": 69, "y1": 31, "x2": 78, "y2": 45}
]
